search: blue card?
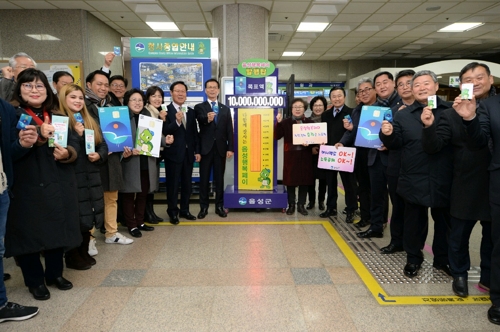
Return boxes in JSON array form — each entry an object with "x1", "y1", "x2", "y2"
[
  {"x1": 98, "y1": 106, "x2": 133, "y2": 152},
  {"x1": 114, "y1": 46, "x2": 121, "y2": 56},
  {"x1": 354, "y1": 105, "x2": 391, "y2": 149},
  {"x1": 17, "y1": 113, "x2": 32, "y2": 130},
  {"x1": 74, "y1": 112, "x2": 84, "y2": 124},
  {"x1": 344, "y1": 114, "x2": 352, "y2": 123}
]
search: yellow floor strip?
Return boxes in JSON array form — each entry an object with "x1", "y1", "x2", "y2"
[{"x1": 152, "y1": 220, "x2": 491, "y2": 305}]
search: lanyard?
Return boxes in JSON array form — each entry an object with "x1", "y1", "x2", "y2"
[{"x1": 24, "y1": 108, "x2": 49, "y2": 126}]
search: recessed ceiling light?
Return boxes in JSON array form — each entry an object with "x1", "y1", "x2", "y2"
[
  {"x1": 282, "y1": 51, "x2": 304, "y2": 56},
  {"x1": 26, "y1": 34, "x2": 60, "y2": 41},
  {"x1": 297, "y1": 22, "x2": 329, "y2": 32},
  {"x1": 146, "y1": 22, "x2": 179, "y2": 31},
  {"x1": 438, "y1": 22, "x2": 484, "y2": 32}
]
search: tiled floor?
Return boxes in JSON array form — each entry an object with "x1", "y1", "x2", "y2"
[{"x1": 2, "y1": 200, "x2": 496, "y2": 331}]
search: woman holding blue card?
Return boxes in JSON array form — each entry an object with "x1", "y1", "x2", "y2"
[
  {"x1": 6, "y1": 68, "x2": 80, "y2": 300},
  {"x1": 58, "y1": 83, "x2": 108, "y2": 270}
]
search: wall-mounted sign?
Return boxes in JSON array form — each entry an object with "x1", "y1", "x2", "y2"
[{"x1": 237, "y1": 58, "x2": 275, "y2": 78}]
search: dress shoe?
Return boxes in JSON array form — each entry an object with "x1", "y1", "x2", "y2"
[
  {"x1": 286, "y1": 204, "x2": 295, "y2": 215},
  {"x1": 354, "y1": 219, "x2": 370, "y2": 228},
  {"x1": 46, "y1": 277, "x2": 73, "y2": 290},
  {"x1": 198, "y1": 208, "x2": 208, "y2": 219},
  {"x1": 169, "y1": 216, "x2": 180, "y2": 225},
  {"x1": 128, "y1": 228, "x2": 142, "y2": 238},
  {"x1": 179, "y1": 212, "x2": 196, "y2": 220},
  {"x1": 345, "y1": 212, "x2": 355, "y2": 223},
  {"x1": 357, "y1": 228, "x2": 383, "y2": 238},
  {"x1": 3, "y1": 273, "x2": 11, "y2": 281},
  {"x1": 452, "y1": 277, "x2": 468, "y2": 297},
  {"x1": 29, "y1": 285, "x2": 50, "y2": 300},
  {"x1": 306, "y1": 202, "x2": 314, "y2": 210},
  {"x1": 319, "y1": 209, "x2": 337, "y2": 218},
  {"x1": 216, "y1": 207, "x2": 227, "y2": 218},
  {"x1": 138, "y1": 224, "x2": 154, "y2": 231},
  {"x1": 433, "y1": 263, "x2": 452, "y2": 277},
  {"x1": 403, "y1": 263, "x2": 421, "y2": 278},
  {"x1": 318, "y1": 202, "x2": 325, "y2": 210},
  {"x1": 380, "y1": 244, "x2": 404, "y2": 254},
  {"x1": 297, "y1": 204, "x2": 308, "y2": 216},
  {"x1": 488, "y1": 305, "x2": 500, "y2": 325}
]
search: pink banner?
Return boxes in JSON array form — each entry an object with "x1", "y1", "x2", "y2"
[{"x1": 317, "y1": 145, "x2": 356, "y2": 172}]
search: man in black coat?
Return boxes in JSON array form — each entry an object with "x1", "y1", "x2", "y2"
[
  {"x1": 195, "y1": 79, "x2": 234, "y2": 219},
  {"x1": 422, "y1": 62, "x2": 495, "y2": 298},
  {"x1": 162, "y1": 81, "x2": 201, "y2": 224},
  {"x1": 454, "y1": 85, "x2": 500, "y2": 326},
  {"x1": 319, "y1": 87, "x2": 357, "y2": 221},
  {"x1": 380, "y1": 70, "x2": 452, "y2": 279}
]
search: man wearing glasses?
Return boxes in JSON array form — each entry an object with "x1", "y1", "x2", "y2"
[{"x1": 0, "y1": 52, "x2": 36, "y2": 102}]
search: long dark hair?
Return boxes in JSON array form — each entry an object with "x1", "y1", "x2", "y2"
[{"x1": 13, "y1": 68, "x2": 55, "y2": 109}]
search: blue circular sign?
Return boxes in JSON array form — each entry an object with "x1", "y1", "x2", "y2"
[
  {"x1": 135, "y1": 43, "x2": 145, "y2": 53},
  {"x1": 238, "y1": 197, "x2": 247, "y2": 205}
]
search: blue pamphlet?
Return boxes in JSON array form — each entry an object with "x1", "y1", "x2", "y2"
[
  {"x1": 98, "y1": 106, "x2": 133, "y2": 152},
  {"x1": 354, "y1": 105, "x2": 391, "y2": 149}
]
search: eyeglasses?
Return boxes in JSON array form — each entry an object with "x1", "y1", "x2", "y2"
[
  {"x1": 206, "y1": 86, "x2": 219, "y2": 90},
  {"x1": 357, "y1": 88, "x2": 373, "y2": 96},
  {"x1": 111, "y1": 83, "x2": 125, "y2": 88},
  {"x1": 313, "y1": 104, "x2": 324, "y2": 108},
  {"x1": 292, "y1": 106, "x2": 305, "y2": 110},
  {"x1": 21, "y1": 83, "x2": 46, "y2": 91},
  {"x1": 16, "y1": 65, "x2": 35, "y2": 70},
  {"x1": 129, "y1": 98, "x2": 143, "y2": 103},
  {"x1": 397, "y1": 81, "x2": 411, "y2": 88}
]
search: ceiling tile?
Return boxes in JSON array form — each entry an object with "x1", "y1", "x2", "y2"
[
  {"x1": 342, "y1": 2, "x2": 385, "y2": 13},
  {"x1": 273, "y1": 2, "x2": 309, "y2": 12},
  {"x1": 159, "y1": 2, "x2": 201, "y2": 12},
  {"x1": 86, "y1": 1, "x2": 131, "y2": 11},
  {"x1": 103, "y1": 11, "x2": 142, "y2": 21},
  {"x1": 116, "y1": 21, "x2": 151, "y2": 30},
  {"x1": 126, "y1": 29, "x2": 159, "y2": 37},
  {"x1": 198, "y1": 1, "x2": 236, "y2": 12},
  {"x1": 270, "y1": 13, "x2": 303, "y2": 22},
  {"x1": 9, "y1": 1, "x2": 56, "y2": 9},
  {"x1": 332, "y1": 13, "x2": 371, "y2": 23},
  {"x1": 169, "y1": 12, "x2": 205, "y2": 22},
  {"x1": 48, "y1": 1, "x2": 95, "y2": 11},
  {"x1": 364, "y1": 13, "x2": 404, "y2": 23},
  {"x1": 0, "y1": 1, "x2": 21, "y2": 9}
]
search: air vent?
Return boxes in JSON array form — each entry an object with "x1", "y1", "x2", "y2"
[{"x1": 268, "y1": 33, "x2": 284, "y2": 41}]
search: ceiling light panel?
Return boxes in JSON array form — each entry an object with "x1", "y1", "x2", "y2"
[{"x1": 438, "y1": 22, "x2": 484, "y2": 32}]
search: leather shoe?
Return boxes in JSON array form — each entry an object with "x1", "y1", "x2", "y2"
[
  {"x1": 318, "y1": 203, "x2": 325, "y2": 210},
  {"x1": 138, "y1": 224, "x2": 154, "y2": 231},
  {"x1": 216, "y1": 207, "x2": 227, "y2": 218},
  {"x1": 357, "y1": 228, "x2": 383, "y2": 238},
  {"x1": 380, "y1": 244, "x2": 404, "y2": 254},
  {"x1": 29, "y1": 284, "x2": 50, "y2": 300},
  {"x1": 452, "y1": 277, "x2": 468, "y2": 297},
  {"x1": 169, "y1": 216, "x2": 179, "y2": 225},
  {"x1": 345, "y1": 212, "x2": 354, "y2": 223},
  {"x1": 403, "y1": 263, "x2": 421, "y2": 278},
  {"x1": 319, "y1": 209, "x2": 337, "y2": 218},
  {"x1": 198, "y1": 208, "x2": 208, "y2": 219},
  {"x1": 129, "y1": 228, "x2": 142, "y2": 238},
  {"x1": 179, "y1": 212, "x2": 196, "y2": 220},
  {"x1": 286, "y1": 204, "x2": 295, "y2": 215},
  {"x1": 354, "y1": 219, "x2": 370, "y2": 228},
  {"x1": 433, "y1": 263, "x2": 452, "y2": 277},
  {"x1": 3, "y1": 273, "x2": 11, "y2": 281},
  {"x1": 488, "y1": 305, "x2": 500, "y2": 325},
  {"x1": 46, "y1": 276, "x2": 73, "y2": 290},
  {"x1": 297, "y1": 204, "x2": 308, "y2": 216},
  {"x1": 306, "y1": 202, "x2": 314, "y2": 210}
]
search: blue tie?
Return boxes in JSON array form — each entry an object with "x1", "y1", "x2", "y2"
[{"x1": 211, "y1": 101, "x2": 218, "y2": 124}]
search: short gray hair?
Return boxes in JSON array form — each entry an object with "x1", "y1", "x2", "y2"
[
  {"x1": 411, "y1": 70, "x2": 438, "y2": 86},
  {"x1": 9, "y1": 52, "x2": 37, "y2": 68},
  {"x1": 357, "y1": 77, "x2": 373, "y2": 92}
]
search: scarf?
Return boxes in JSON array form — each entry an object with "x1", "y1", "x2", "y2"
[
  {"x1": 85, "y1": 87, "x2": 108, "y2": 107},
  {"x1": 292, "y1": 115, "x2": 305, "y2": 124},
  {"x1": 376, "y1": 90, "x2": 399, "y2": 107},
  {"x1": 309, "y1": 114, "x2": 322, "y2": 123}
]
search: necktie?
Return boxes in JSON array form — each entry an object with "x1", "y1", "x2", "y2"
[
  {"x1": 211, "y1": 101, "x2": 218, "y2": 124},
  {"x1": 179, "y1": 107, "x2": 186, "y2": 128},
  {"x1": 334, "y1": 109, "x2": 339, "y2": 116}
]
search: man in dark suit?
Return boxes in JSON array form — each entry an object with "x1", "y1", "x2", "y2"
[
  {"x1": 319, "y1": 87, "x2": 357, "y2": 221},
  {"x1": 195, "y1": 79, "x2": 234, "y2": 219},
  {"x1": 163, "y1": 81, "x2": 201, "y2": 224}
]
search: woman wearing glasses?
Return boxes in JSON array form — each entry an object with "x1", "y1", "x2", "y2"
[
  {"x1": 5, "y1": 68, "x2": 80, "y2": 300},
  {"x1": 275, "y1": 98, "x2": 314, "y2": 216}
]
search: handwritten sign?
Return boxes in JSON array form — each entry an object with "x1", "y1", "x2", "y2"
[
  {"x1": 317, "y1": 145, "x2": 356, "y2": 172},
  {"x1": 292, "y1": 123, "x2": 327, "y2": 145}
]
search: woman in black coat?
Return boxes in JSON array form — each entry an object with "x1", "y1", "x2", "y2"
[
  {"x1": 6, "y1": 69, "x2": 80, "y2": 300},
  {"x1": 58, "y1": 83, "x2": 108, "y2": 270}
]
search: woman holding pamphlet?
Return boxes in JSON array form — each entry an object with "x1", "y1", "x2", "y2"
[
  {"x1": 58, "y1": 83, "x2": 108, "y2": 270},
  {"x1": 275, "y1": 98, "x2": 314, "y2": 216},
  {"x1": 120, "y1": 89, "x2": 172, "y2": 238},
  {"x1": 6, "y1": 68, "x2": 80, "y2": 300}
]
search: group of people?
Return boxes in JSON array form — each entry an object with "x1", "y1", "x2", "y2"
[
  {"x1": 0, "y1": 52, "x2": 234, "y2": 323},
  {"x1": 276, "y1": 61, "x2": 499, "y2": 326}
]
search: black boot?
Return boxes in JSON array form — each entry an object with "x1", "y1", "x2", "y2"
[
  {"x1": 65, "y1": 248, "x2": 91, "y2": 270},
  {"x1": 297, "y1": 204, "x2": 308, "y2": 216},
  {"x1": 146, "y1": 193, "x2": 163, "y2": 223},
  {"x1": 79, "y1": 232, "x2": 96, "y2": 266},
  {"x1": 286, "y1": 204, "x2": 295, "y2": 215}
]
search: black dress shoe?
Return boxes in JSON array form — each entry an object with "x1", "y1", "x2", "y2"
[
  {"x1": 46, "y1": 276, "x2": 73, "y2": 290},
  {"x1": 319, "y1": 209, "x2": 337, "y2": 218},
  {"x1": 357, "y1": 228, "x2": 383, "y2": 238},
  {"x1": 129, "y1": 228, "x2": 142, "y2": 238},
  {"x1": 380, "y1": 244, "x2": 404, "y2": 254},
  {"x1": 170, "y1": 216, "x2": 180, "y2": 225},
  {"x1": 179, "y1": 212, "x2": 196, "y2": 220},
  {"x1": 345, "y1": 212, "x2": 354, "y2": 223},
  {"x1": 318, "y1": 203, "x2": 325, "y2": 210},
  {"x1": 452, "y1": 277, "x2": 468, "y2": 297},
  {"x1": 488, "y1": 305, "x2": 500, "y2": 325},
  {"x1": 354, "y1": 219, "x2": 370, "y2": 228},
  {"x1": 403, "y1": 263, "x2": 421, "y2": 278},
  {"x1": 286, "y1": 204, "x2": 295, "y2": 215},
  {"x1": 29, "y1": 284, "x2": 50, "y2": 300},
  {"x1": 215, "y1": 207, "x2": 227, "y2": 218},
  {"x1": 297, "y1": 204, "x2": 308, "y2": 216},
  {"x1": 306, "y1": 202, "x2": 314, "y2": 210},
  {"x1": 3, "y1": 273, "x2": 11, "y2": 281},
  {"x1": 433, "y1": 263, "x2": 452, "y2": 277},
  {"x1": 198, "y1": 208, "x2": 208, "y2": 219},
  {"x1": 138, "y1": 224, "x2": 154, "y2": 231}
]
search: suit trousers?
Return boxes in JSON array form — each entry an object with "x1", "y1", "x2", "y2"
[
  {"x1": 199, "y1": 144, "x2": 226, "y2": 209},
  {"x1": 122, "y1": 170, "x2": 150, "y2": 230},
  {"x1": 307, "y1": 179, "x2": 327, "y2": 205},
  {"x1": 403, "y1": 201, "x2": 450, "y2": 266},
  {"x1": 287, "y1": 185, "x2": 308, "y2": 205},
  {"x1": 16, "y1": 248, "x2": 64, "y2": 287},
  {"x1": 354, "y1": 148, "x2": 371, "y2": 220},
  {"x1": 325, "y1": 170, "x2": 357, "y2": 212},
  {"x1": 368, "y1": 154, "x2": 389, "y2": 232},
  {"x1": 448, "y1": 217, "x2": 492, "y2": 284},
  {"x1": 165, "y1": 151, "x2": 194, "y2": 216},
  {"x1": 489, "y1": 202, "x2": 500, "y2": 305},
  {"x1": 387, "y1": 174, "x2": 405, "y2": 247}
]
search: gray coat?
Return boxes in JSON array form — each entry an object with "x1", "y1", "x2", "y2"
[{"x1": 0, "y1": 78, "x2": 15, "y2": 101}]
